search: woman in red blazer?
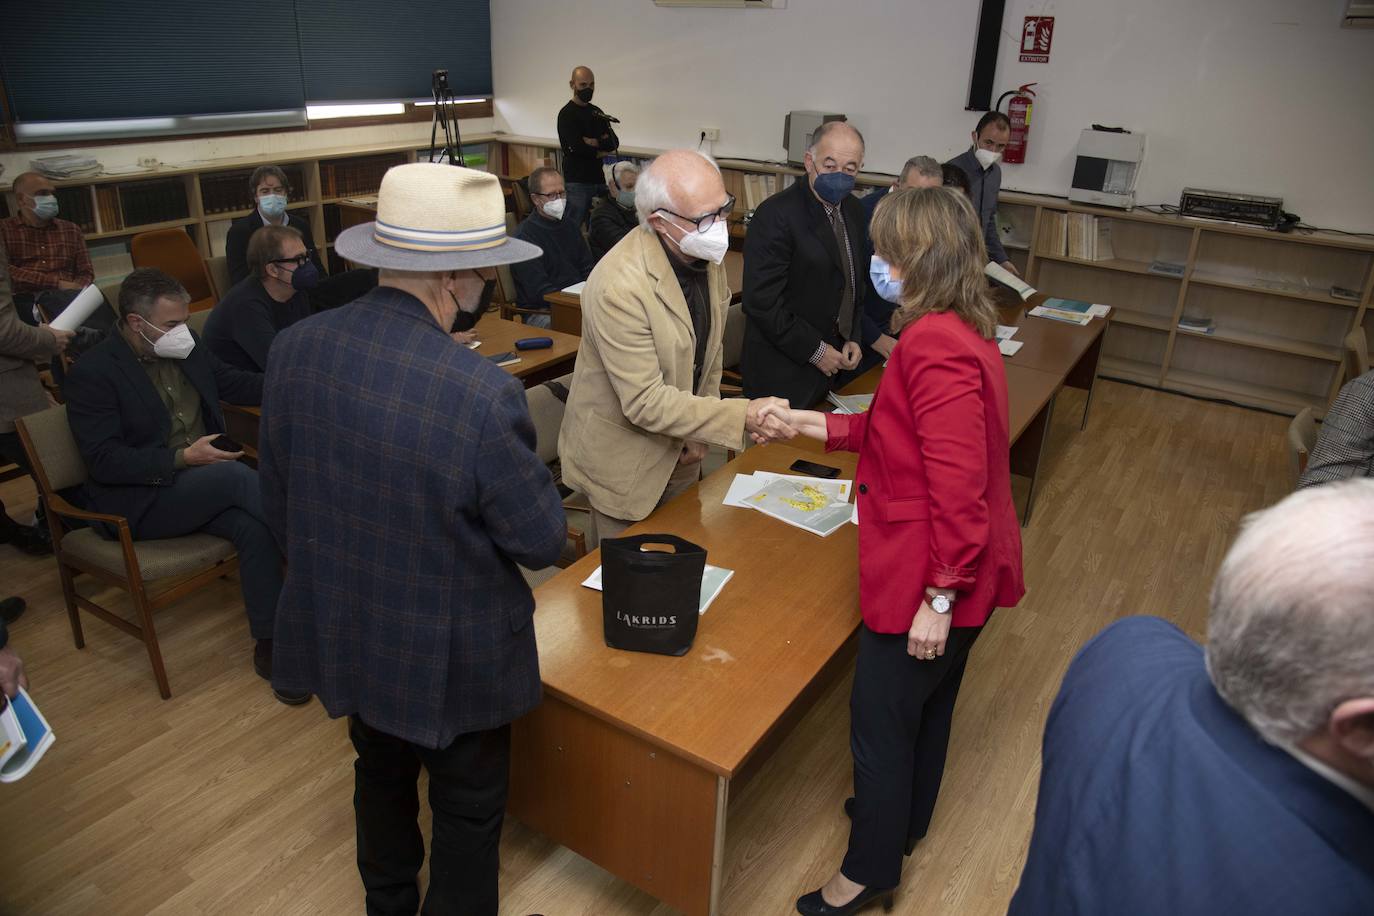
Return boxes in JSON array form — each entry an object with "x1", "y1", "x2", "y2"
[{"x1": 775, "y1": 187, "x2": 1025, "y2": 915}]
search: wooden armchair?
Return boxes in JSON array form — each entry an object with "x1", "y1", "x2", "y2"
[{"x1": 16, "y1": 405, "x2": 239, "y2": 699}]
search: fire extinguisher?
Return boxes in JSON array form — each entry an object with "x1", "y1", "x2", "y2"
[{"x1": 996, "y1": 83, "x2": 1037, "y2": 164}]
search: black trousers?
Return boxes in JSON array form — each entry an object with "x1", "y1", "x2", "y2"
[
  {"x1": 842, "y1": 622, "x2": 983, "y2": 889},
  {"x1": 119, "y1": 461, "x2": 281, "y2": 640},
  {"x1": 0, "y1": 430, "x2": 38, "y2": 533},
  {"x1": 349, "y1": 716, "x2": 511, "y2": 916}
]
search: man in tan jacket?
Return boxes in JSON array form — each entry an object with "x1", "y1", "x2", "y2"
[
  {"x1": 560, "y1": 150, "x2": 793, "y2": 545},
  {"x1": 0, "y1": 243, "x2": 72, "y2": 554}
]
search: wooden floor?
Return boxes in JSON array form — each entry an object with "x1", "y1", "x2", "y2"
[{"x1": 0, "y1": 380, "x2": 1292, "y2": 916}]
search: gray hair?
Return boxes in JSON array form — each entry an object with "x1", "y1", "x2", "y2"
[
  {"x1": 1206, "y1": 479, "x2": 1374, "y2": 747},
  {"x1": 899, "y1": 155, "x2": 942, "y2": 184},
  {"x1": 807, "y1": 120, "x2": 865, "y2": 155},
  {"x1": 609, "y1": 160, "x2": 639, "y2": 190},
  {"x1": 117, "y1": 267, "x2": 190, "y2": 320},
  {"x1": 634, "y1": 150, "x2": 721, "y2": 226}
]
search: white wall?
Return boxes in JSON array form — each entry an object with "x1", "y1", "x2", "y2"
[
  {"x1": 0, "y1": 117, "x2": 495, "y2": 181},
  {"x1": 491, "y1": 0, "x2": 1374, "y2": 233}
]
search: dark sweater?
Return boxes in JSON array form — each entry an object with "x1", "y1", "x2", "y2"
[
  {"x1": 588, "y1": 196, "x2": 638, "y2": 261},
  {"x1": 557, "y1": 100, "x2": 619, "y2": 184},
  {"x1": 225, "y1": 211, "x2": 322, "y2": 286},
  {"x1": 203, "y1": 275, "x2": 313, "y2": 372},
  {"x1": 510, "y1": 214, "x2": 595, "y2": 310}
]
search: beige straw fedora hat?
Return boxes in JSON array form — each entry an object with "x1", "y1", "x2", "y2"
[{"x1": 335, "y1": 162, "x2": 541, "y2": 270}]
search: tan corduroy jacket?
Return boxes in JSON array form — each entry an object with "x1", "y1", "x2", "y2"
[
  {"x1": 559, "y1": 227, "x2": 748, "y2": 522},
  {"x1": 0, "y1": 244, "x2": 59, "y2": 434}
]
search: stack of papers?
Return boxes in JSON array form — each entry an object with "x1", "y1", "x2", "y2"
[
  {"x1": 996, "y1": 324, "x2": 1023, "y2": 356},
  {"x1": 30, "y1": 153, "x2": 101, "y2": 179},
  {"x1": 1028, "y1": 298, "x2": 1110, "y2": 326},
  {"x1": 561, "y1": 281, "x2": 587, "y2": 296},
  {"x1": 826, "y1": 392, "x2": 873, "y2": 415},
  {"x1": 724, "y1": 472, "x2": 855, "y2": 537},
  {"x1": 581, "y1": 563, "x2": 734, "y2": 615}
]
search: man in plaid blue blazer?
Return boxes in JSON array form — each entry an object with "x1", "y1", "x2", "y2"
[{"x1": 258, "y1": 163, "x2": 564, "y2": 916}]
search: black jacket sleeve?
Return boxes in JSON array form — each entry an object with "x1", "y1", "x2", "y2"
[
  {"x1": 65, "y1": 358, "x2": 178, "y2": 487},
  {"x1": 226, "y1": 219, "x2": 252, "y2": 286},
  {"x1": 209, "y1": 346, "x2": 264, "y2": 406},
  {"x1": 742, "y1": 199, "x2": 825, "y2": 366}
]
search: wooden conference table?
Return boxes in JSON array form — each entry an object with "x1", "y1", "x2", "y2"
[
  {"x1": 220, "y1": 314, "x2": 579, "y2": 452},
  {"x1": 543, "y1": 249, "x2": 745, "y2": 336},
  {"x1": 509, "y1": 295, "x2": 1110, "y2": 916}
]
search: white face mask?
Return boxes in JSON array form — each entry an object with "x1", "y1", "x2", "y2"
[
  {"x1": 974, "y1": 148, "x2": 1002, "y2": 170},
  {"x1": 137, "y1": 320, "x2": 196, "y2": 360},
  {"x1": 542, "y1": 197, "x2": 567, "y2": 220},
  {"x1": 662, "y1": 217, "x2": 730, "y2": 265}
]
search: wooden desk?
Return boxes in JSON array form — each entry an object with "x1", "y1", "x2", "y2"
[
  {"x1": 221, "y1": 314, "x2": 579, "y2": 451},
  {"x1": 996, "y1": 290, "x2": 1108, "y2": 429},
  {"x1": 510, "y1": 443, "x2": 860, "y2": 916},
  {"x1": 543, "y1": 249, "x2": 745, "y2": 337}
]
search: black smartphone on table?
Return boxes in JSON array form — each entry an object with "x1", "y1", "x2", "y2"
[
  {"x1": 211, "y1": 435, "x2": 243, "y2": 453},
  {"x1": 789, "y1": 459, "x2": 841, "y2": 479}
]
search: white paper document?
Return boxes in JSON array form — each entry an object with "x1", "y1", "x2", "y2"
[
  {"x1": 998, "y1": 339, "x2": 1024, "y2": 356},
  {"x1": 742, "y1": 478, "x2": 855, "y2": 538},
  {"x1": 47, "y1": 285, "x2": 105, "y2": 332},
  {"x1": 581, "y1": 564, "x2": 735, "y2": 615},
  {"x1": 984, "y1": 261, "x2": 1037, "y2": 300},
  {"x1": 826, "y1": 392, "x2": 874, "y2": 415},
  {"x1": 723, "y1": 472, "x2": 852, "y2": 508},
  {"x1": 561, "y1": 281, "x2": 587, "y2": 296},
  {"x1": 995, "y1": 325, "x2": 1019, "y2": 340},
  {"x1": 1086, "y1": 304, "x2": 1111, "y2": 318}
]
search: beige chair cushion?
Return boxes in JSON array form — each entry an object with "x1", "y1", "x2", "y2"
[
  {"x1": 525, "y1": 374, "x2": 571, "y2": 465},
  {"x1": 723, "y1": 302, "x2": 745, "y2": 371},
  {"x1": 186, "y1": 308, "x2": 213, "y2": 337},
  {"x1": 18, "y1": 405, "x2": 87, "y2": 492},
  {"x1": 61, "y1": 528, "x2": 235, "y2": 582},
  {"x1": 205, "y1": 255, "x2": 231, "y2": 300}
]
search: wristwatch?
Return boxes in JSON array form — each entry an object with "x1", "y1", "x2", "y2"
[{"x1": 927, "y1": 590, "x2": 954, "y2": 615}]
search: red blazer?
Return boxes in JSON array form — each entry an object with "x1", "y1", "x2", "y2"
[{"x1": 826, "y1": 310, "x2": 1024, "y2": 632}]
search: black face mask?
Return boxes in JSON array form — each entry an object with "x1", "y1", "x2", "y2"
[
  {"x1": 450, "y1": 279, "x2": 496, "y2": 333},
  {"x1": 575, "y1": 86, "x2": 594, "y2": 104}
]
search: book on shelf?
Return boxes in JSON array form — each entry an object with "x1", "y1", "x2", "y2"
[
  {"x1": 1041, "y1": 210, "x2": 1068, "y2": 257},
  {"x1": 1177, "y1": 316, "x2": 1215, "y2": 334},
  {"x1": 1148, "y1": 260, "x2": 1186, "y2": 278},
  {"x1": 117, "y1": 178, "x2": 189, "y2": 229},
  {"x1": 55, "y1": 187, "x2": 96, "y2": 233},
  {"x1": 95, "y1": 186, "x2": 123, "y2": 232},
  {"x1": 1064, "y1": 213, "x2": 1116, "y2": 261},
  {"x1": 1094, "y1": 219, "x2": 1115, "y2": 260}
]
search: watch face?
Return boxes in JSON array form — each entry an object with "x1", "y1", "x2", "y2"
[{"x1": 932, "y1": 595, "x2": 952, "y2": 613}]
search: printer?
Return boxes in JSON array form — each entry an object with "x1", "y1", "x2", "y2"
[{"x1": 1068, "y1": 127, "x2": 1146, "y2": 209}]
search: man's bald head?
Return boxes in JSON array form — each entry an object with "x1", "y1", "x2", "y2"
[
  {"x1": 570, "y1": 66, "x2": 595, "y2": 103},
  {"x1": 635, "y1": 150, "x2": 725, "y2": 226},
  {"x1": 11, "y1": 171, "x2": 47, "y2": 196}
]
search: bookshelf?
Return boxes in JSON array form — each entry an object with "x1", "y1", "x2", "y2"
[
  {"x1": 1009, "y1": 193, "x2": 1374, "y2": 416},
  {"x1": 2, "y1": 138, "x2": 500, "y2": 287}
]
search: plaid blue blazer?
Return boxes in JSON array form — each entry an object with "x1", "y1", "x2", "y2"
[{"x1": 259, "y1": 287, "x2": 567, "y2": 748}]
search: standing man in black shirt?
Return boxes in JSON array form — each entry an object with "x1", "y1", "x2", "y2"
[{"x1": 557, "y1": 66, "x2": 619, "y2": 230}]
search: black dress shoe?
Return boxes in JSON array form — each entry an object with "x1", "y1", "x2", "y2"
[
  {"x1": 4, "y1": 525, "x2": 52, "y2": 557},
  {"x1": 0, "y1": 596, "x2": 26, "y2": 625},
  {"x1": 253, "y1": 639, "x2": 312, "y2": 706},
  {"x1": 843, "y1": 797, "x2": 920, "y2": 857},
  {"x1": 796, "y1": 884, "x2": 895, "y2": 916}
]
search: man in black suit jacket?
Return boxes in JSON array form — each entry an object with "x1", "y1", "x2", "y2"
[
  {"x1": 742, "y1": 121, "x2": 893, "y2": 409},
  {"x1": 225, "y1": 165, "x2": 375, "y2": 309},
  {"x1": 63, "y1": 268, "x2": 306, "y2": 704}
]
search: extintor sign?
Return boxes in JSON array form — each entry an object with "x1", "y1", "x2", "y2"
[{"x1": 1020, "y1": 16, "x2": 1054, "y2": 63}]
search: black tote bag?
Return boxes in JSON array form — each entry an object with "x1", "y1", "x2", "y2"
[{"x1": 600, "y1": 534, "x2": 705, "y2": 656}]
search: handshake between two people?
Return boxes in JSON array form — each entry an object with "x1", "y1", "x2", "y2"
[{"x1": 745, "y1": 400, "x2": 830, "y2": 447}]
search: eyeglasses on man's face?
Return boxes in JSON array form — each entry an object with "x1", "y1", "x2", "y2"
[
  {"x1": 657, "y1": 193, "x2": 736, "y2": 233},
  {"x1": 271, "y1": 250, "x2": 314, "y2": 268}
]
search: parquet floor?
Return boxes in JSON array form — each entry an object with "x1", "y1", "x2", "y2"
[{"x1": 0, "y1": 380, "x2": 1292, "y2": 915}]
